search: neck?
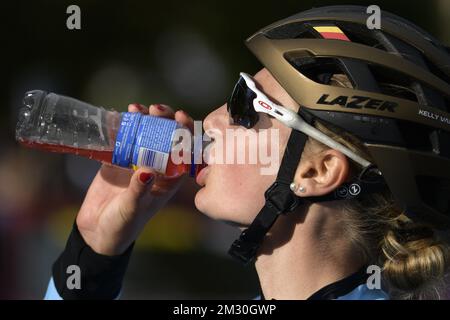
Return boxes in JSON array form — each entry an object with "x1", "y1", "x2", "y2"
[{"x1": 255, "y1": 203, "x2": 364, "y2": 300}]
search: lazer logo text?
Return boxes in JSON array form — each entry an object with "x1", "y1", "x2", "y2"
[{"x1": 317, "y1": 94, "x2": 398, "y2": 112}]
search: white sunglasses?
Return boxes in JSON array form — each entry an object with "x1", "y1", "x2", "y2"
[{"x1": 227, "y1": 72, "x2": 372, "y2": 168}]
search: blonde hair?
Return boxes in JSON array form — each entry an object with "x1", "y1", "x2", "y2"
[{"x1": 304, "y1": 74, "x2": 450, "y2": 299}]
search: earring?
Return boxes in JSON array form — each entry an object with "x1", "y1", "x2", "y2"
[
  {"x1": 289, "y1": 182, "x2": 297, "y2": 192},
  {"x1": 290, "y1": 182, "x2": 306, "y2": 193}
]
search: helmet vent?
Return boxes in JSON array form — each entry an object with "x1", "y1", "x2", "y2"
[
  {"x1": 265, "y1": 22, "x2": 317, "y2": 40},
  {"x1": 367, "y1": 64, "x2": 419, "y2": 102},
  {"x1": 422, "y1": 55, "x2": 450, "y2": 88},
  {"x1": 285, "y1": 56, "x2": 350, "y2": 86},
  {"x1": 336, "y1": 22, "x2": 386, "y2": 49}
]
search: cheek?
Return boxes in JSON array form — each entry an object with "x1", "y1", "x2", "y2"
[
  {"x1": 195, "y1": 164, "x2": 275, "y2": 224},
  {"x1": 195, "y1": 116, "x2": 290, "y2": 224}
]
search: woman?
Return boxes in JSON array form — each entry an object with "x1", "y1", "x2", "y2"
[{"x1": 45, "y1": 6, "x2": 450, "y2": 300}]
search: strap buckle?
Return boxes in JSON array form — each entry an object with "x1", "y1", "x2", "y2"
[
  {"x1": 228, "y1": 230, "x2": 259, "y2": 265},
  {"x1": 264, "y1": 181, "x2": 301, "y2": 214}
]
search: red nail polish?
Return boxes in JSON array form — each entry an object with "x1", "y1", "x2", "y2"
[
  {"x1": 155, "y1": 104, "x2": 165, "y2": 112},
  {"x1": 137, "y1": 104, "x2": 147, "y2": 112},
  {"x1": 139, "y1": 172, "x2": 153, "y2": 184}
]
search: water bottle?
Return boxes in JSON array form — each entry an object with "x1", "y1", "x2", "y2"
[{"x1": 15, "y1": 90, "x2": 205, "y2": 178}]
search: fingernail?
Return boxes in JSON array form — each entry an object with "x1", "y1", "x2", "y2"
[
  {"x1": 179, "y1": 110, "x2": 192, "y2": 119},
  {"x1": 137, "y1": 104, "x2": 147, "y2": 112},
  {"x1": 139, "y1": 172, "x2": 154, "y2": 185},
  {"x1": 154, "y1": 104, "x2": 165, "y2": 112}
]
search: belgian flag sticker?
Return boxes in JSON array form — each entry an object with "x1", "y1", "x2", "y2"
[{"x1": 313, "y1": 26, "x2": 351, "y2": 41}]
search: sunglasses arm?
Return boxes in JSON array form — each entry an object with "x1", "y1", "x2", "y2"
[
  {"x1": 240, "y1": 72, "x2": 371, "y2": 168},
  {"x1": 257, "y1": 103, "x2": 372, "y2": 168}
]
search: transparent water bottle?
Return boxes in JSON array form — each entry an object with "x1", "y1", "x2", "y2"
[{"x1": 16, "y1": 90, "x2": 204, "y2": 177}]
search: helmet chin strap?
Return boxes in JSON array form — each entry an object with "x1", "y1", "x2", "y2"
[
  {"x1": 228, "y1": 109, "x2": 387, "y2": 265},
  {"x1": 228, "y1": 108, "x2": 308, "y2": 265}
]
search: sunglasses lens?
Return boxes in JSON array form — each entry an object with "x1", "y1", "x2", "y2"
[{"x1": 228, "y1": 77, "x2": 259, "y2": 128}]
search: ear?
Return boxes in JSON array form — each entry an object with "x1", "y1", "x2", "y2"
[{"x1": 291, "y1": 149, "x2": 349, "y2": 197}]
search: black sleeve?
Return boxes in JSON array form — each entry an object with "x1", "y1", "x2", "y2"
[{"x1": 52, "y1": 222, "x2": 134, "y2": 300}]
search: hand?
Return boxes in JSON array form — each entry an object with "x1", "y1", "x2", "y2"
[{"x1": 76, "y1": 103, "x2": 194, "y2": 255}]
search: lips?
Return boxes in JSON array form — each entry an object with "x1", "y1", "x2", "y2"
[
  {"x1": 195, "y1": 135, "x2": 213, "y2": 186},
  {"x1": 195, "y1": 165, "x2": 209, "y2": 186}
]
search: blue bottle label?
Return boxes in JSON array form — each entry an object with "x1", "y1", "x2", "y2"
[{"x1": 112, "y1": 112, "x2": 179, "y2": 173}]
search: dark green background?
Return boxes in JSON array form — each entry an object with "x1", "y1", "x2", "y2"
[{"x1": 1, "y1": 0, "x2": 448, "y2": 299}]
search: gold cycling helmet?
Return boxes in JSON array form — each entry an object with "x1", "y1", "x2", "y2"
[{"x1": 229, "y1": 5, "x2": 450, "y2": 264}]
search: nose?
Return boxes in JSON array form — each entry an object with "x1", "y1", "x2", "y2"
[{"x1": 203, "y1": 104, "x2": 229, "y2": 134}]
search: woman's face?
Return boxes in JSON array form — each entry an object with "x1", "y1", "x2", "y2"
[{"x1": 195, "y1": 68, "x2": 300, "y2": 225}]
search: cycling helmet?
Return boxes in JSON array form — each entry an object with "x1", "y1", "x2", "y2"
[{"x1": 229, "y1": 5, "x2": 450, "y2": 264}]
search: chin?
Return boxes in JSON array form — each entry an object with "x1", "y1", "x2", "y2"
[
  {"x1": 194, "y1": 187, "x2": 217, "y2": 219},
  {"x1": 194, "y1": 188, "x2": 234, "y2": 222}
]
